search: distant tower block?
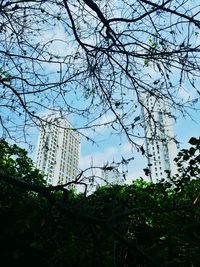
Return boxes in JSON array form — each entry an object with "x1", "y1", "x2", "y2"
[
  {"x1": 35, "y1": 116, "x2": 80, "y2": 186},
  {"x1": 102, "y1": 165, "x2": 123, "y2": 185},
  {"x1": 101, "y1": 163, "x2": 124, "y2": 185},
  {"x1": 141, "y1": 95, "x2": 178, "y2": 183}
]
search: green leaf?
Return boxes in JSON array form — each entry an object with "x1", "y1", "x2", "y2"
[{"x1": 144, "y1": 58, "x2": 150, "y2": 67}]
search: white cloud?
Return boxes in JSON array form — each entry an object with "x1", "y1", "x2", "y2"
[
  {"x1": 177, "y1": 86, "x2": 198, "y2": 102},
  {"x1": 80, "y1": 145, "x2": 118, "y2": 170},
  {"x1": 98, "y1": 113, "x2": 116, "y2": 125},
  {"x1": 178, "y1": 87, "x2": 190, "y2": 101}
]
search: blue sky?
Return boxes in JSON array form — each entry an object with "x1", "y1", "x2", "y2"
[
  {"x1": 2, "y1": 1, "x2": 200, "y2": 186},
  {"x1": 76, "y1": 64, "x2": 200, "y2": 184},
  {"x1": 28, "y1": 98, "x2": 199, "y2": 187},
  {"x1": 26, "y1": 21, "x2": 200, "y2": 185},
  {"x1": 78, "y1": 106, "x2": 199, "y2": 185}
]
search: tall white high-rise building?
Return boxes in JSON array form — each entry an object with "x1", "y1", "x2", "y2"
[
  {"x1": 35, "y1": 116, "x2": 80, "y2": 186},
  {"x1": 142, "y1": 95, "x2": 178, "y2": 183}
]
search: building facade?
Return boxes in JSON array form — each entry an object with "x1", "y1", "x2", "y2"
[
  {"x1": 35, "y1": 116, "x2": 80, "y2": 186},
  {"x1": 142, "y1": 95, "x2": 178, "y2": 183}
]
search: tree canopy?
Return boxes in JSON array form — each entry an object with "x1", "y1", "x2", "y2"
[
  {"x1": 0, "y1": 0, "x2": 199, "y2": 147},
  {"x1": 0, "y1": 137, "x2": 200, "y2": 266}
]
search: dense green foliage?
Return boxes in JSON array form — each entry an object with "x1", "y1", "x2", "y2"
[{"x1": 0, "y1": 138, "x2": 200, "y2": 267}]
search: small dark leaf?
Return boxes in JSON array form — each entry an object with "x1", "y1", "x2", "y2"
[
  {"x1": 189, "y1": 137, "x2": 198, "y2": 145},
  {"x1": 189, "y1": 147, "x2": 196, "y2": 155},
  {"x1": 115, "y1": 102, "x2": 121, "y2": 108},
  {"x1": 102, "y1": 166, "x2": 114, "y2": 171},
  {"x1": 134, "y1": 116, "x2": 140, "y2": 122},
  {"x1": 143, "y1": 168, "x2": 150, "y2": 176},
  {"x1": 140, "y1": 145, "x2": 145, "y2": 155}
]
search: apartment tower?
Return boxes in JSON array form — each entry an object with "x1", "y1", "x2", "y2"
[
  {"x1": 142, "y1": 95, "x2": 178, "y2": 183},
  {"x1": 35, "y1": 116, "x2": 80, "y2": 186}
]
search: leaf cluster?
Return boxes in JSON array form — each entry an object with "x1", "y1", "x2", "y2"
[{"x1": 0, "y1": 139, "x2": 200, "y2": 266}]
